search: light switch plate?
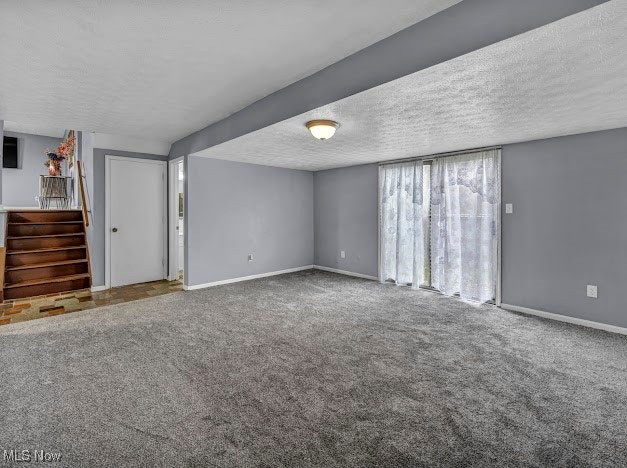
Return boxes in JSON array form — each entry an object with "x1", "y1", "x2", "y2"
[
  {"x1": 248, "y1": 254, "x2": 253, "y2": 262},
  {"x1": 587, "y1": 285, "x2": 598, "y2": 298},
  {"x1": 505, "y1": 203, "x2": 513, "y2": 214},
  {"x1": 340, "y1": 251, "x2": 346, "y2": 259}
]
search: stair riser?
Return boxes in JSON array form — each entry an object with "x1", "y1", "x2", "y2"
[
  {"x1": 8, "y1": 211, "x2": 83, "y2": 223},
  {"x1": 4, "y1": 210, "x2": 92, "y2": 302},
  {"x1": 6, "y1": 249, "x2": 87, "y2": 268},
  {"x1": 4, "y1": 278, "x2": 91, "y2": 301},
  {"x1": 5, "y1": 263, "x2": 88, "y2": 284},
  {"x1": 8, "y1": 224, "x2": 84, "y2": 237},
  {"x1": 8, "y1": 235, "x2": 85, "y2": 251}
]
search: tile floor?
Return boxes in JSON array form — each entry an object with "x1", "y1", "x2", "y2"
[{"x1": 0, "y1": 279, "x2": 183, "y2": 326}]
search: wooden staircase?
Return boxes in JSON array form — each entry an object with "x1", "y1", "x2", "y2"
[{"x1": 2, "y1": 210, "x2": 92, "y2": 301}]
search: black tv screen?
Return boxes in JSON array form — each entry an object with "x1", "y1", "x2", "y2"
[{"x1": 3, "y1": 136, "x2": 18, "y2": 168}]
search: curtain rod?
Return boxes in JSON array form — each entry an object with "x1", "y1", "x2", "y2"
[{"x1": 378, "y1": 146, "x2": 502, "y2": 166}]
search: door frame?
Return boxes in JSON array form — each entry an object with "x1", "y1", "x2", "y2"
[
  {"x1": 168, "y1": 156, "x2": 184, "y2": 281},
  {"x1": 105, "y1": 155, "x2": 168, "y2": 289}
]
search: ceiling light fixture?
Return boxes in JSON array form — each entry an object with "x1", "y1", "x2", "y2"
[{"x1": 306, "y1": 120, "x2": 339, "y2": 140}]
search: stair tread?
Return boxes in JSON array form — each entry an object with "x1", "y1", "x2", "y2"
[
  {"x1": 7, "y1": 233, "x2": 85, "y2": 240},
  {"x1": 6, "y1": 259, "x2": 88, "y2": 271},
  {"x1": 8, "y1": 221, "x2": 83, "y2": 225},
  {"x1": 5, "y1": 273, "x2": 90, "y2": 289},
  {"x1": 8, "y1": 209, "x2": 81, "y2": 212},
  {"x1": 7, "y1": 245, "x2": 87, "y2": 255}
]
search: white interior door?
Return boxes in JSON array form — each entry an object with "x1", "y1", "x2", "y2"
[{"x1": 108, "y1": 157, "x2": 166, "y2": 288}]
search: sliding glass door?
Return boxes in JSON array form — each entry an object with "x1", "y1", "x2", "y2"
[
  {"x1": 379, "y1": 149, "x2": 500, "y2": 303},
  {"x1": 379, "y1": 160, "x2": 425, "y2": 288}
]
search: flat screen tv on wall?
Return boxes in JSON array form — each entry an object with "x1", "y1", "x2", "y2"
[{"x1": 3, "y1": 136, "x2": 18, "y2": 168}]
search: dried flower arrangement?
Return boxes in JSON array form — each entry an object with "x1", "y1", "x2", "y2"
[{"x1": 44, "y1": 133, "x2": 75, "y2": 176}]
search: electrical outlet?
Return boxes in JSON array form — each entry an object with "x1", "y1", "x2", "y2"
[
  {"x1": 586, "y1": 285, "x2": 598, "y2": 299},
  {"x1": 248, "y1": 254, "x2": 253, "y2": 262},
  {"x1": 505, "y1": 203, "x2": 513, "y2": 214},
  {"x1": 340, "y1": 251, "x2": 346, "y2": 259}
]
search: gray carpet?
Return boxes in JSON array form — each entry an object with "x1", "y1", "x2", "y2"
[{"x1": 0, "y1": 270, "x2": 626, "y2": 467}]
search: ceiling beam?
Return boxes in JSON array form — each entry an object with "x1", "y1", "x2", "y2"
[{"x1": 169, "y1": 0, "x2": 609, "y2": 159}]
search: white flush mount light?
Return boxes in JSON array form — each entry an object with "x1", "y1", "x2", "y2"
[{"x1": 306, "y1": 120, "x2": 339, "y2": 140}]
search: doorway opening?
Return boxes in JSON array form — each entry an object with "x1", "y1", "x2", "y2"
[{"x1": 169, "y1": 157, "x2": 185, "y2": 282}]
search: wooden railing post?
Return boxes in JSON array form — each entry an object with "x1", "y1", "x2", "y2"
[{"x1": 77, "y1": 161, "x2": 89, "y2": 227}]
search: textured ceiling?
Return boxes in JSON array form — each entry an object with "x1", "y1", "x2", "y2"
[
  {"x1": 0, "y1": 0, "x2": 459, "y2": 144},
  {"x1": 2, "y1": 121, "x2": 66, "y2": 139},
  {"x1": 193, "y1": 1, "x2": 627, "y2": 171}
]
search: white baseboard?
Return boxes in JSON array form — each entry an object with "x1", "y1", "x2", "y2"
[
  {"x1": 183, "y1": 265, "x2": 313, "y2": 291},
  {"x1": 313, "y1": 265, "x2": 378, "y2": 281},
  {"x1": 500, "y1": 303, "x2": 627, "y2": 336},
  {"x1": 91, "y1": 285, "x2": 108, "y2": 292}
]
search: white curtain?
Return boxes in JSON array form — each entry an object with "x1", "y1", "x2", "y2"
[
  {"x1": 430, "y1": 149, "x2": 500, "y2": 302},
  {"x1": 379, "y1": 161, "x2": 424, "y2": 287}
]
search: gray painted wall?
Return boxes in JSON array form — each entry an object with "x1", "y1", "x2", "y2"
[
  {"x1": 0, "y1": 120, "x2": 3, "y2": 204},
  {"x1": 314, "y1": 164, "x2": 378, "y2": 277},
  {"x1": 169, "y1": 0, "x2": 608, "y2": 158},
  {"x1": 312, "y1": 127, "x2": 627, "y2": 329},
  {"x1": 2, "y1": 131, "x2": 61, "y2": 207},
  {"x1": 501, "y1": 128, "x2": 627, "y2": 329},
  {"x1": 0, "y1": 120, "x2": 3, "y2": 245},
  {"x1": 91, "y1": 149, "x2": 168, "y2": 286},
  {"x1": 186, "y1": 156, "x2": 313, "y2": 286}
]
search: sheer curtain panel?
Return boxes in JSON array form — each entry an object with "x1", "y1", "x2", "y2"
[
  {"x1": 379, "y1": 161, "x2": 424, "y2": 287},
  {"x1": 430, "y1": 149, "x2": 500, "y2": 302}
]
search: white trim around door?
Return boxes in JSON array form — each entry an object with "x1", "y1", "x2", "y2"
[
  {"x1": 168, "y1": 156, "x2": 184, "y2": 281},
  {"x1": 105, "y1": 155, "x2": 168, "y2": 289}
]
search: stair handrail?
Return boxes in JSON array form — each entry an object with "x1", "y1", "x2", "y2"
[
  {"x1": 0, "y1": 213, "x2": 7, "y2": 301},
  {"x1": 76, "y1": 160, "x2": 91, "y2": 227}
]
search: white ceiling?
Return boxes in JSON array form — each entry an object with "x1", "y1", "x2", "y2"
[
  {"x1": 0, "y1": 0, "x2": 459, "y2": 146},
  {"x1": 1, "y1": 123, "x2": 172, "y2": 155},
  {"x1": 193, "y1": 0, "x2": 627, "y2": 171},
  {"x1": 2, "y1": 121, "x2": 66, "y2": 139}
]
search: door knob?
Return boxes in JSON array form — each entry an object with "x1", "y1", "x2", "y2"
[{"x1": 112, "y1": 227, "x2": 118, "y2": 232}]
